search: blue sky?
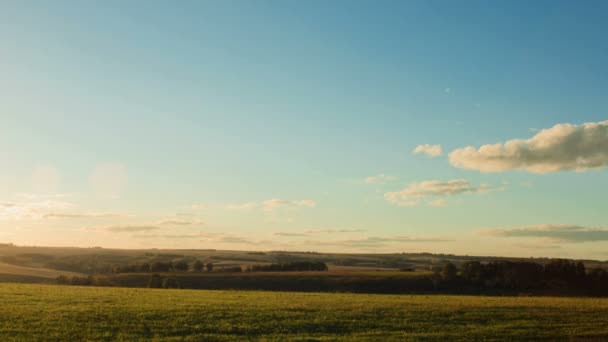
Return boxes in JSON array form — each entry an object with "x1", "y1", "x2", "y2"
[{"x1": 1, "y1": 1, "x2": 607, "y2": 258}]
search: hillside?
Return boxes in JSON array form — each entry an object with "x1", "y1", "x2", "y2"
[{"x1": 1, "y1": 284, "x2": 608, "y2": 341}]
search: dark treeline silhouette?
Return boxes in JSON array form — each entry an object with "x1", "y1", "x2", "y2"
[
  {"x1": 246, "y1": 261, "x2": 328, "y2": 272},
  {"x1": 54, "y1": 259, "x2": 608, "y2": 296},
  {"x1": 56, "y1": 274, "x2": 113, "y2": 286},
  {"x1": 110, "y1": 260, "x2": 214, "y2": 273},
  {"x1": 439, "y1": 259, "x2": 608, "y2": 295}
]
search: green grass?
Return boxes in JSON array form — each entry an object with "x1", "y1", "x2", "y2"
[{"x1": 1, "y1": 284, "x2": 608, "y2": 341}]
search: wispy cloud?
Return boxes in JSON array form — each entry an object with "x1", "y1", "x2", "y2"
[
  {"x1": 44, "y1": 212, "x2": 131, "y2": 219},
  {"x1": 385, "y1": 179, "x2": 500, "y2": 207},
  {"x1": 104, "y1": 225, "x2": 161, "y2": 233},
  {"x1": 274, "y1": 229, "x2": 366, "y2": 237},
  {"x1": 0, "y1": 200, "x2": 74, "y2": 220},
  {"x1": 482, "y1": 224, "x2": 608, "y2": 243},
  {"x1": 261, "y1": 199, "x2": 316, "y2": 210},
  {"x1": 450, "y1": 120, "x2": 608, "y2": 173},
  {"x1": 191, "y1": 199, "x2": 316, "y2": 211},
  {"x1": 299, "y1": 235, "x2": 450, "y2": 249},
  {"x1": 428, "y1": 199, "x2": 448, "y2": 207},
  {"x1": 274, "y1": 232, "x2": 309, "y2": 237},
  {"x1": 305, "y1": 228, "x2": 367, "y2": 234},
  {"x1": 158, "y1": 219, "x2": 204, "y2": 226},
  {"x1": 413, "y1": 144, "x2": 443, "y2": 157},
  {"x1": 364, "y1": 174, "x2": 397, "y2": 185}
]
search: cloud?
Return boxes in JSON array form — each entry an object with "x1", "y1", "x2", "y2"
[
  {"x1": 43, "y1": 212, "x2": 130, "y2": 219},
  {"x1": 449, "y1": 120, "x2": 608, "y2": 173},
  {"x1": 104, "y1": 225, "x2": 161, "y2": 233},
  {"x1": 385, "y1": 179, "x2": 498, "y2": 207},
  {"x1": 162, "y1": 234, "x2": 202, "y2": 239},
  {"x1": 305, "y1": 229, "x2": 367, "y2": 234},
  {"x1": 274, "y1": 232, "x2": 309, "y2": 237},
  {"x1": 16, "y1": 193, "x2": 71, "y2": 200},
  {"x1": 483, "y1": 224, "x2": 608, "y2": 243},
  {"x1": 193, "y1": 199, "x2": 316, "y2": 211},
  {"x1": 364, "y1": 174, "x2": 397, "y2": 185},
  {"x1": 413, "y1": 144, "x2": 443, "y2": 157},
  {"x1": 429, "y1": 199, "x2": 448, "y2": 207},
  {"x1": 300, "y1": 235, "x2": 450, "y2": 249},
  {"x1": 274, "y1": 229, "x2": 367, "y2": 237},
  {"x1": 191, "y1": 204, "x2": 211, "y2": 210},
  {"x1": 261, "y1": 199, "x2": 316, "y2": 210},
  {"x1": 158, "y1": 219, "x2": 204, "y2": 226},
  {"x1": 0, "y1": 200, "x2": 74, "y2": 220}
]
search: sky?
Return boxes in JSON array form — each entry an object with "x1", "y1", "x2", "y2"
[{"x1": 1, "y1": 1, "x2": 608, "y2": 259}]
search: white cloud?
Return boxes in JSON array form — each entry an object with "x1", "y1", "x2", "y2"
[
  {"x1": 274, "y1": 229, "x2": 366, "y2": 237},
  {"x1": 450, "y1": 120, "x2": 608, "y2": 173},
  {"x1": 429, "y1": 199, "x2": 448, "y2": 207},
  {"x1": 261, "y1": 199, "x2": 316, "y2": 210},
  {"x1": 158, "y1": 219, "x2": 204, "y2": 226},
  {"x1": 305, "y1": 228, "x2": 367, "y2": 234},
  {"x1": 364, "y1": 174, "x2": 397, "y2": 185},
  {"x1": 190, "y1": 204, "x2": 211, "y2": 210},
  {"x1": 482, "y1": 224, "x2": 608, "y2": 243},
  {"x1": 44, "y1": 212, "x2": 131, "y2": 219},
  {"x1": 299, "y1": 235, "x2": 450, "y2": 249},
  {"x1": 413, "y1": 144, "x2": 443, "y2": 157},
  {"x1": 385, "y1": 179, "x2": 498, "y2": 207},
  {"x1": 0, "y1": 200, "x2": 73, "y2": 221},
  {"x1": 192, "y1": 199, "x2": 316, "y2": 211},
  {"x1": 104, "y1": 225, "x2": 161, "y2": 233}
]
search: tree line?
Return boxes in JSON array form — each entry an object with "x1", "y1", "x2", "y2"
[
  {"x1": 110, "y1": 260, "x2": 217, "y2": 273},
  {"x1": 246, "y1": 261, "x2": 328, "y2": 272},
  {"x1": 436, "y1": 259, "x2": 608, "y2": 294}
]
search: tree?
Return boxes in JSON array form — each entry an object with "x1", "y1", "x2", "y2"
[
  {"x1": 461, "y1": 261, "x2": 482, "y2": 283},
  {"x1": 151, "y1": 261, "x2": 172, "y2": 272},
  {"x1": 147, "y1": 274, "x2": 163, "y2": 288},
  {"x1": 139, "y1": 263, "x2": 151, "y2": 273},
  {"x1": 192, "y1": 260, "x2": 204, "y2": 272},
  {"x1": 162, "y1": 277, "x2": 180, "y2": 289},
  {"x1": 441, "y1": 262, "x2": 457, "y2": 281},
  {"x1": 173, "y1": 260, "x2": 189, "y2": 272},
  {"x1": 56, "y1": 275, "x2": 69, "y2": 284},
  {"x1": 206, "y1": 262, "x2": 214, "y2": 272},
  {"x1": 576, "y1": 261, "x2": 586, "y2": 278}
]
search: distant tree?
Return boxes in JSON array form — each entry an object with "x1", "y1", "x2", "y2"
[
  {"x1": 206, "y1": 262, "x2": 214, "y2": 272},
  {"x1": 150, "y1": 261, "x2": 172, "y2": 272},
  {"x1": 56, "y1": 275, "x2": 69, "y2": 284},
  {"x1": 139, "y1": 263, "x2": 151, "y2": 273},
  {"x1": 576, "y1": 261, "x2": 586, "y2": 278},
  {"x1": 147, "y1": 274, "x2": 163, "y2": 288},
  {"x1": 461, "y1": 261, "x2": 483, "y2": 283},
  {"x1": 162, "y1": 277, "x2": 180, "y2": 289},
  {"x1": 192, "y1": 260, "x2": 204, "y2": 272},
  {"x1": 441, "y1": 262, "x2": 457, "y2": 281},
  {"x1": 173, "y1": 260, "x2": 189, "y2": 272}
]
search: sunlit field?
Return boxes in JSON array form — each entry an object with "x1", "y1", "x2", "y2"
[{"x1": 2, "y1": 284, "x2": 608, "y2": 341}]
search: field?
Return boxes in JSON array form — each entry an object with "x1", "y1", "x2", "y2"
[
  {"x1": 1, "y1": 284, "x2": 608, "y2": 341},
  {"x1": 0, "y1": 262, "x2": 82, "y2": 280}
]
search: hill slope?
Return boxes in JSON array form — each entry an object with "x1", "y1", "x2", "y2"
[{"x1": 1, "y1": 284, "x2": 608, "y2": 340}]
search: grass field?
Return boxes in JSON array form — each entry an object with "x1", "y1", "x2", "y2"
[
  {"x1": 0, "y1": 262, "x2": 82, "y2": 279},
  {"x1": 1, "y1": 284, "x2": 608, "y2": 341}
]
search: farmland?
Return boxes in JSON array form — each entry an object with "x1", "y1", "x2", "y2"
[{"x1": 1, "y1": 283, "x2": 608, "y2": 341}]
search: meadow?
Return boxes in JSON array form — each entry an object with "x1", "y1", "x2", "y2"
[{"x1": 1, "y1": 283, "x2": 608, "y2": 341}]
